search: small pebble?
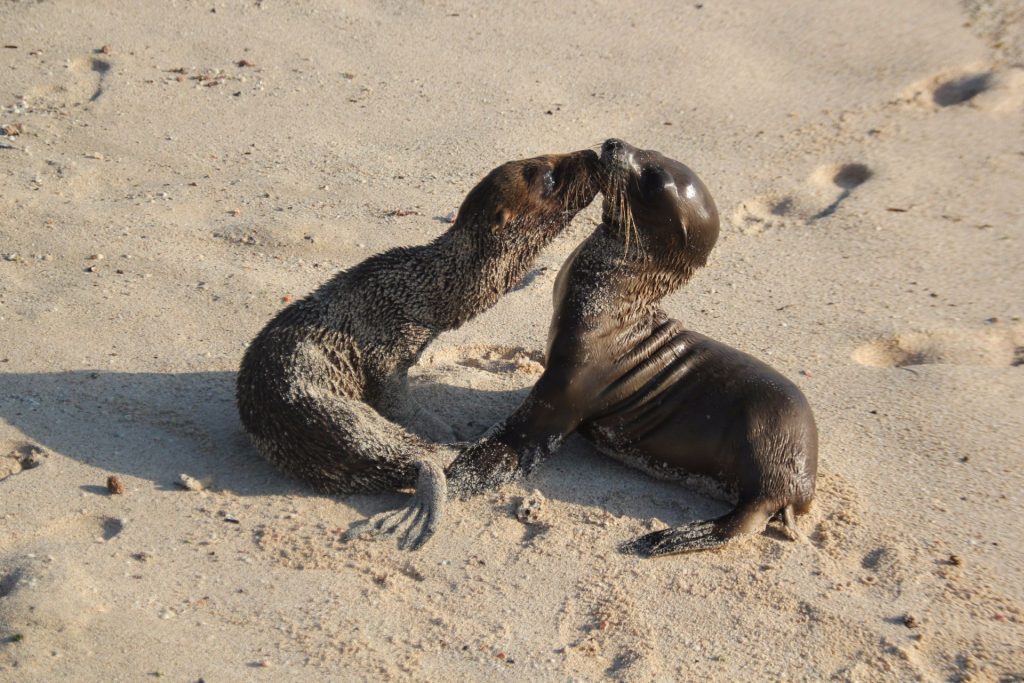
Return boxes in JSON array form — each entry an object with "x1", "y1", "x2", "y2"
[
  {"x1": 903, "y1": 615, "x2": 920, "y2": 629},
  {"x1": 106, "y1": 475, "x2": 125, "y2": 495},
  {"x1": 516, "y1": 490, "x2": 548, "y2": 525},
  {"x1": 18, "y1": 445, "x2": 47, "y2": 469},
  {"x1": 176, "y1": 473, "x2": 209, "y2": 491}
]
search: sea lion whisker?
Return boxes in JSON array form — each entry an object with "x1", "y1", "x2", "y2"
[{"x1": 618, "y1": 187, "x2": 632, "y2": 259}]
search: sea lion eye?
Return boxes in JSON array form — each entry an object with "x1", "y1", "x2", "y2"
[
  {"x1": 641, "y1": 167, "x2": 663, "y2": 193},
  {"x1": 542, "y1": 170, "x2": 556, "y2": 195}
]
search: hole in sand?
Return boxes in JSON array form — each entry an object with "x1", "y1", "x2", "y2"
[
  {"x1": 101, "y1": 517, "x2": 124, "y2": 541},
  {"x1": 0, "y1": 568, "x2": 24, "y2": 598},
  {"x1": 933, "y1": 72, "x2": 992, "y2": 107},
  {"x1": 770, "y1": 197, "x2": 794, "y2": 216},
  {"x1": 832, "y1": 164, "x2": 872, "y2": 190}
]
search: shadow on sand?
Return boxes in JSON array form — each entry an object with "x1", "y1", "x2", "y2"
[{"x1": 0, "y1": 369, "x2": 724, "y2": 526}]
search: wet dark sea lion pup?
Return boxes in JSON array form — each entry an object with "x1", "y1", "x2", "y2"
[
  {"x1": 398, "y1": 139, "x2": 818, "y2": 555},
  {"x1": 237, "y1": 148, "x2": 599, "y2": 547}
]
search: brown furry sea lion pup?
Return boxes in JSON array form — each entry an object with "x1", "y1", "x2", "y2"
[{"x1": 237, "y1": 148, "x2": 599, "y2": 548}]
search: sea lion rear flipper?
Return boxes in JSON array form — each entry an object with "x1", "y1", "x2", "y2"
[
  {"x1": 619, "y1": 502, "x2": 777, "y2": 557},
  {"x1": 343, "y1": 460, "x2": 448, "y2": 551}
]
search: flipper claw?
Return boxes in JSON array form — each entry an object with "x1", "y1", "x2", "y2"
[{"x1": 343, "y1": 461, "x2": 447, "y2": 551}]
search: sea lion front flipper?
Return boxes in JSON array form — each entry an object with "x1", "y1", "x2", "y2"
[
  {"x1": 343, "y1": 460, "x2": 448, "y2": 551},
  {"x1": 445, "y1": 370, "x2": 582, "y2": 498}
]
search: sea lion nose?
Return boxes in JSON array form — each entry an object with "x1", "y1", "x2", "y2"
[{"x1": 602, "y1": 139, "x2": 624, "y2": 155}]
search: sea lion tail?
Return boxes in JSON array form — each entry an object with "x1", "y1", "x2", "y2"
[{"x1": 619, "y1": 500, "x2": 793, "y2": 557}]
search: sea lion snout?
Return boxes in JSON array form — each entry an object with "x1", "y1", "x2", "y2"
[
  {"x1": 600, "y1": 138, "x2": 637, "y2": 178},
  {"x1": 555, "y1": 148, "x2": 601, "y2": 195}
]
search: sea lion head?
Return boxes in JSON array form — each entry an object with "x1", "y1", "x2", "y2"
[
  {"x1": 598, "y1": 138, "x2": 719, "y2": 269},
  {"x1": 454, "y1": 148, "x2": 601, "y2": 248}
]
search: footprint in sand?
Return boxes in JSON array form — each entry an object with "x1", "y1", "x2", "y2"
[
  {"x1": 899, "y1": 64, "x2": 1024, "y2": 113},
  {"x1": 852, "y1": 323, "x2": 1024, "y2": 369},
  {"x1": 807, "y1": 471, "x2": 863, "y2": 560},
  {"x1": 0, "y1": 549, "x2": 107, "y2": 663},
  {"x1": 22, "y1": 54, "x2": 111, "y2": 111},
  {"x1": 731, "y1": 161, "x2": 874, "y2": 232},
  {"x1": 556, "y1": 573, "x2": 662, "y2": 680}
]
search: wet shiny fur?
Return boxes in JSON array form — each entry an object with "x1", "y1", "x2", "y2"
[{"x1": 439, "y1": 139, "x2": 818, "y2": 556}]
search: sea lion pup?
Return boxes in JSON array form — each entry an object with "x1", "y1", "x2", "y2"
[
  {"x1": 386, "y1": 138, "x2": 817, "y2": 555},
  {"x1": 237, "y1": 148, "x2": 600, "y2": 548}
]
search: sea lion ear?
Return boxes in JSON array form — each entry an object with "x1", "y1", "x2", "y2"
[{"x1": 491, "y1": 207, "x2": 512, "y2": 232}]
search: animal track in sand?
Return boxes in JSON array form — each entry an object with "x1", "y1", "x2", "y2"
[
  {"x1": 0, "y1": 551, "x2": 107, "y2": 660},
  {"x1": 807, "y1": 471, "x2": 862, "y2": 560},
  {"x1": 730, "y1": 194, "x2": 797, "y2": 234},
  {"x1": 23, "y1": 55, "x2": 111, "y2": 110},
  {"x1": 852, "y1": 324, "x2": 1024, "y2": 369},
  {"x1": 900, "y1": 65, "x2": 1024, "y2": 113},
  {"x1": 731, "y1": 162, "x2": 874, "y2": 231},
  {"x1": 557, "y1": 571, "x2": 662, "y2": 680}
]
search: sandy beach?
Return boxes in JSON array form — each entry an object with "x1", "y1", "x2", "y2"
[{"x1": 1, "y1": 1, "x2": 1022, "y2": 680}]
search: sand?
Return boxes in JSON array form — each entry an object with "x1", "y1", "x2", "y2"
[{"x1": 1, "y1": 1, "x2": 1022, "y2": 680}]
